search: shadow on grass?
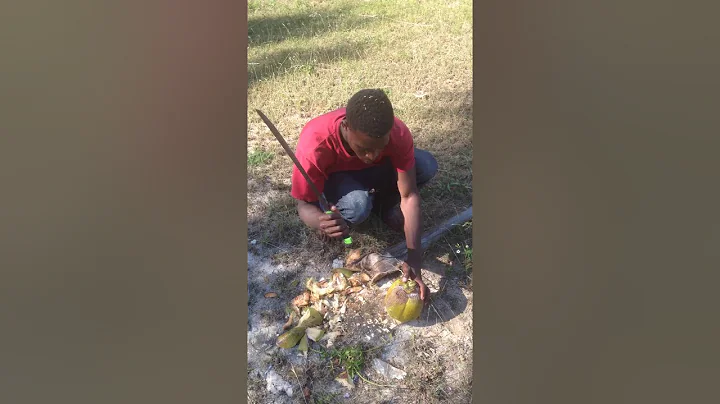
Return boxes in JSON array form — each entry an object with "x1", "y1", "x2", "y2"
[
  {"x1": 411, "y1": 89, "x2": 473, "y2": 225},
  {"x1": 249, "y1": 41, "x2": 371, "y2": 86},
  {"x1": 248, "y1": 5, "x2": 373, "y2": 46},
  {"x1": 248, "y1": 4, "x2": 379, "y2": 86}
]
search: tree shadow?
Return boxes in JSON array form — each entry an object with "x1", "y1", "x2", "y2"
[
  {"x1": 248, "y1": 5, "x2": 379, "y2": 86},
  {"x1": 408, "y1": 89, "x2": 474, "y2": 225},
  {"x1": 248, "y1": 41, "x2": 371, "y2": 86},
  {"x1": 248, "y1": 6, "x2": 373, "y2": 46}
]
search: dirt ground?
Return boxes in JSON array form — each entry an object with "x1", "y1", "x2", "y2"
[{"x1": 247, "y1": 246, "x2": 473, "y2": 404}]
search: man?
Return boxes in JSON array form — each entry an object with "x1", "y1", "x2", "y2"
[{"x1": 291, "y1": 89, "x2": 438, "y2": 302}]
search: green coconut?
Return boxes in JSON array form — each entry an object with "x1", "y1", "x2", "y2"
[{"x1": 384, "y1": 279, "x2": 423, "y2": 323}]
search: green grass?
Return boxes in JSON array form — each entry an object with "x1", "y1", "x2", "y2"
[
  {"x1": 248, "y1": 150, "x2": 274, "y2": 167},
  {"x1": 317, "y1": 344, "x2": 366, "y2": 380},
  {"x1": 247, "y1": 0, "x2": 472, "y2": 264}
]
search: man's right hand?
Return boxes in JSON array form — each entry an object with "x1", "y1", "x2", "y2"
[{"x1": 318, "y1": 206, "x2": 349, "y2": 239}]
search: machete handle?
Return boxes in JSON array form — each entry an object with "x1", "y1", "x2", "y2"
[{"x1": 325, "y1": 210, "x2": 353, "y2": 245}]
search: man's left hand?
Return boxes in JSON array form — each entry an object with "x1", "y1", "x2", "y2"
[{"x1": 401, "y1": 262, "x2": 429, "y2": 303}]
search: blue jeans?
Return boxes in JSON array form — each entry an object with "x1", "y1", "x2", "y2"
[{"x1": 319, "y1": 148, "x2": 438, "y2": 225}]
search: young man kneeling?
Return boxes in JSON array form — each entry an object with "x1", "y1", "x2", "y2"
[{"x1": 290, "y1": 89, "x2": 438, "y2": 301}]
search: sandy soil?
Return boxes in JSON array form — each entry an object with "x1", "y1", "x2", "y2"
[{"x1": 247, "y1": 247, "x2": 473, "y2": 404}]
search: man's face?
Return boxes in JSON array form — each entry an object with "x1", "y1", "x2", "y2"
[{"x1": 341, "y1": 121, "x2": 390, "y2": 165}]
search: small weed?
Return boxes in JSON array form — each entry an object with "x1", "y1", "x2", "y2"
[
  {"x1": 248, "y1": 150, "x2": 274, "y2": 167},
  {"x1": 316, "y1": 344, "x2": 365, "y2": 380},
  {"x1": 454, "y1": 241, "x2": 472, "y2": 273}
]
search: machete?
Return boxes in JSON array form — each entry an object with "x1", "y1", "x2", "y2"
[{"x1": 255, "y1": 109, "x2": 352, "y2": 245}]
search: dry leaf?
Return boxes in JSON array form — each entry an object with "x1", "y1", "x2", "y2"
[{"x1": 264, "y1": 292, "x2": 278, "y2": 298}]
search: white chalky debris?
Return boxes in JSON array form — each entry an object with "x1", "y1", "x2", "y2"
[
  {"x1": 372, "y1": 359, "x2": 407, "y2": 380},
  {"x1": 266, "y1": 370, "x2": 294, "y2": 397}
]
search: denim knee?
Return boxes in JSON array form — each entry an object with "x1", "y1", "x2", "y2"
[
  {"x1": 414, "y1": 148, "x2": 438, "y2": 185},
  {"x1": 335, "y1": 190, "x2": 373, "y2": 224}
]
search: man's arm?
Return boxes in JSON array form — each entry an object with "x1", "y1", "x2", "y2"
[
  {"x1": 297, "y1": 200, "x2": 349, "y2": 239},
  {"x1": 397, "y1": 167, "x2": 428, "y2": 301}
]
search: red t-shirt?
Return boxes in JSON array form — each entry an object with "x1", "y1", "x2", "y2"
[{"x1": 290, "y1": 108, "x2": 415, "y2": 202}]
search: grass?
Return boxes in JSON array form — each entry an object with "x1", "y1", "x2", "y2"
[
  {"x1": 248, "y1": 150, "x2": 275, "y2": 167},
  {"x1": 317, "y1": 344, "x2": 366, "y2": 381},
  {"x1": 247, "y1": 0, "x2": 473, "y2": 265}
]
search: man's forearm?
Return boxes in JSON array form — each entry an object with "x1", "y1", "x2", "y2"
[
  {"x1": 400, "y1": 192, "x2": 423, "y2": 268},
  {"x1": 298, "y1": 201, "x2": 323, "y2": 230}
]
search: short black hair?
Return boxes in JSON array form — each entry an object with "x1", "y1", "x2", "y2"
[{"x1": 345, "y1": 89, "x2": 394, "y2": 138}]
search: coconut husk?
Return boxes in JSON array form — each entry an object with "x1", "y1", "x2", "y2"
[
  {"x1": 277, "y1": 326, "x2": 306, "y2": 349},
  {"x1": 348, "y1": 276, "x2": 363, "y2": 287},
  {"x1": 331, "y1": 271, "x2": 348, "y2": 291},
  {"x1": 345, "y1": 249, "x2": 364, "y2": 267},
  {"x1": 351, "y1": 253, "x2": 403, "y2": 284},
  {"x1": 292, "y1": 291, "x2": 311, "y2": 307},
  {"x1": 342, "y1": 286, "x2": 364, "y2": 295}
]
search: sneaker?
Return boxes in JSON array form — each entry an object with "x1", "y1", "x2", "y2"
[{"x1": 381, "y1": 204, "x2": 404, "y2": 233}]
